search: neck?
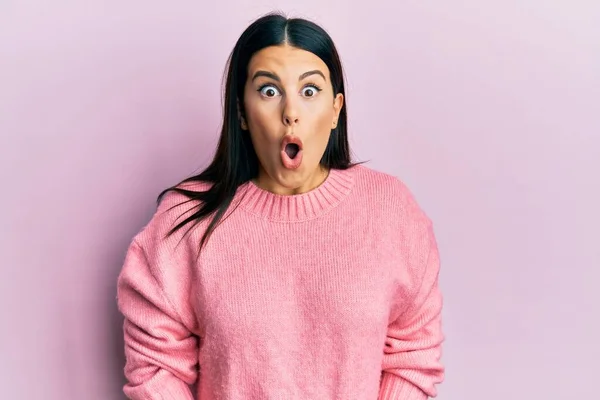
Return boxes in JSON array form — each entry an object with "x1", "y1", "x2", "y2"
[{"x1": 253, "y1": 165, "x2": 330, "y2": 196}]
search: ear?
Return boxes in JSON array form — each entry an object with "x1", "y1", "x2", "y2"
[
  {"x1": 332, "y1": 93, "x2": 344, "y2": 128},
  {"x1": 237, "y1": 98, "x2": 248, "y2": 130}
]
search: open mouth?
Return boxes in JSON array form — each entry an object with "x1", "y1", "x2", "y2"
[
  {"x1": 284, "y1": 143, "x2": 300, "y2": 159},
  {"x1": 280, "y1": 135, "x2": 303, "y2": 169}
]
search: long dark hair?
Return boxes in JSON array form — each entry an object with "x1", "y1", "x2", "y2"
[{"x1": 158, "y1": 11, "x2": 360, "y2": 249}]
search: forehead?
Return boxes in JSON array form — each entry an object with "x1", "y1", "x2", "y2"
[{"x1": 247, "y1": 44, "x2": 330, "y2": 80}]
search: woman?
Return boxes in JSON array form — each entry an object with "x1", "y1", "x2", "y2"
[{"x1": 117, "y1": 11, "x2": 445, "y2": 400}]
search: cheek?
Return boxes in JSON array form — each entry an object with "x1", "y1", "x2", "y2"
[
  {"x1": 306, "y1": 106, "x2": 334, "y2": 155},
  {"x1": 245, "y1": 106, "x2": 280, "y2": 158},
  {"x1": 246, "y1": 103, "x2": 279, "y2": 136},
  {"x1": 308, "y1": 102, "x2": 334, "y2": 137}
]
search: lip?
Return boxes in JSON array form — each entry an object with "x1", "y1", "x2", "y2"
[
  {"x1": 280, "y1": 134, "x2": 303, "y2": 150},
  {"x1": 280, "y1": 133, "x2": 304, "y2": 169}
]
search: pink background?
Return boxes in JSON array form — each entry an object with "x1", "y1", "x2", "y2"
[{"x1": 1, "y1": 1, "x2": 599, "y2": 399}]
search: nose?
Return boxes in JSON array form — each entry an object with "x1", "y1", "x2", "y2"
[
  {"x1": 282, "y1": 97, "x2": 299, "y2": 127},
  {"x1": 284, "y1": 115, "x2": 299, "y2": 126}
]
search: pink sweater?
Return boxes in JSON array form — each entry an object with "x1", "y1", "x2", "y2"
[{"x1": 116, "y1": 164, "x2": 445, "y2": 399}]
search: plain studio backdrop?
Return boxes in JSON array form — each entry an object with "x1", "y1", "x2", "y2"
[{"x1": 1, "y1": 1, "x2": 598, "y2": 399}]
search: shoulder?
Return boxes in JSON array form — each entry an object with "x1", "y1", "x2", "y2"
[
  {"x1": 133, "y1": 179, "x2": 213, "y2": 251},
  {"x1": 351, "y1": 164, "x2": 432, "y2": 227}
]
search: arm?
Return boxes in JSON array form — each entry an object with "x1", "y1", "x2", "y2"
[
  {"x1": 116, "y1": 239, "x2": 199, "y2": 400},
  {"x1": 379, "y1": 222, "x2": 445, "y2": 400}
]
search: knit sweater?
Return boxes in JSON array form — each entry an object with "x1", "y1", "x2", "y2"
[{"x1": 116, "y1": 164, "x2": 445, "y2": 400}]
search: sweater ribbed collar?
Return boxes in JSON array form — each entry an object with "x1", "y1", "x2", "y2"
[{"x1": 236, "y1": 167, "x2": 356, "y2": 222}]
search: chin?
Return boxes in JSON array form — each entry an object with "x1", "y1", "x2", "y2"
[
  {"x1": 276, "y1": 168, "x2": 308, "y2": 187},
  {"x1": 262, "y1": 164, "x2": 316, "y2": 193}
]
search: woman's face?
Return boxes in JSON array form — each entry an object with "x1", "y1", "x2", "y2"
[{"x1": 241, "y1": 44, "x2": 344, "y2": 195}]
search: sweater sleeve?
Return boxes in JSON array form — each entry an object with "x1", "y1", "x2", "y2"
[
  {"x1": 378, "y1": 221, "x2": 445, "y2": 400},
  {"x1": 116, "y1": 238, "x2": 199, "y2": 400}
]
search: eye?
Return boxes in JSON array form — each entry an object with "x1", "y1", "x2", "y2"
[
  {"x1": 258, "y1": 84, "x2": 280, "y2": 98},
  {"x1": 301, "y1": 84, "x2": 322, "y2": 98}
]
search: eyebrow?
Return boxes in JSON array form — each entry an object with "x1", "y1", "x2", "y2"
[{"x1": 251, "y1": 69, "x2": 327, "y2": 82}]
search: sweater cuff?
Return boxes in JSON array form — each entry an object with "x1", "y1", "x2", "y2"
[{"x1": 378, "y1": 373, "x2": 428, "y2": 400}]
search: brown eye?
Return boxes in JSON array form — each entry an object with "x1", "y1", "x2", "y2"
[
  {"x1": 302, "y1": 84, "x2": 322, "y2": 97},
  {"x1": 259, "y1": 85, "x2": 280, "y2": 97},
  {"x1": 303, "y1": 88, "x2": 315, "y2": 97}
]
